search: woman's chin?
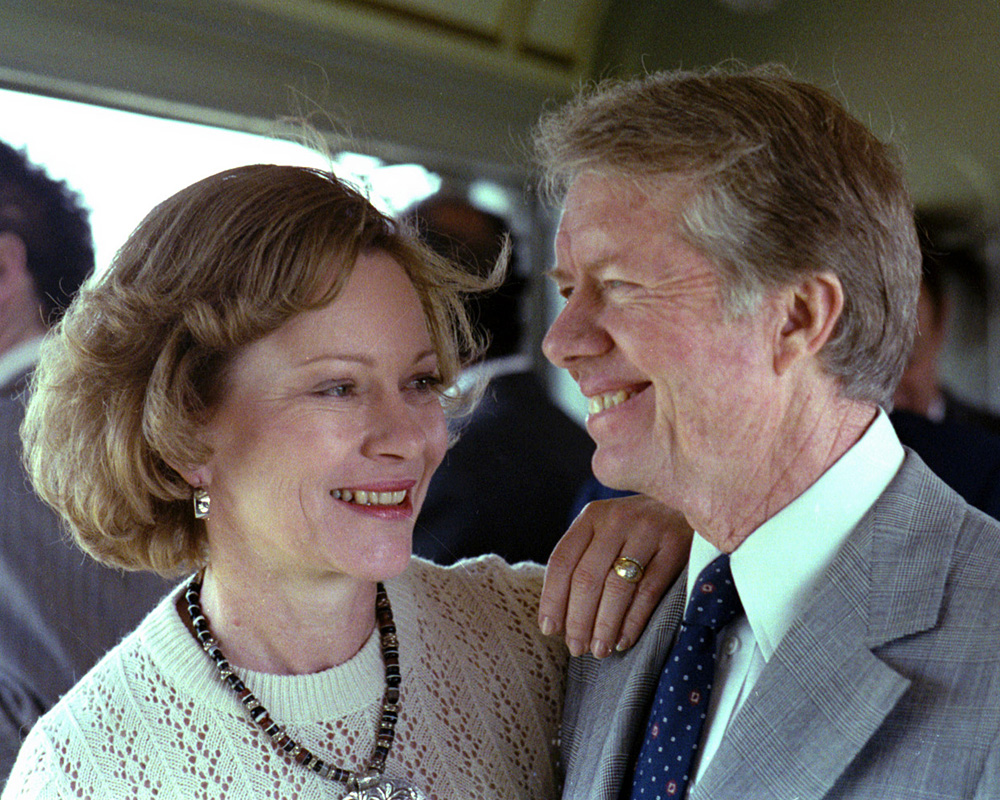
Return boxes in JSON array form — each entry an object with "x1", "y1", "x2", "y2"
[{"x1": 355, "y1": 542, "x2": 414, "y2": 582}]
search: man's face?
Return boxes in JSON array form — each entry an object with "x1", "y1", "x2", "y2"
[{"x1": 543, "y1": 174, "x2": 781, "y2": 511}]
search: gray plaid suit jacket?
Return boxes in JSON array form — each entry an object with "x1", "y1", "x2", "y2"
[{"x1": 560, "y1": 451, "x2": 1000, "y2": 799}]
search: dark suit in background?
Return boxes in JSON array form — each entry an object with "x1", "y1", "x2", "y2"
[
  {"x1": 417, "y1": 365, "x2": 594, "y2": 564},
  {"x1": 405, "y1": 194, "x2": 595, "y2": 565},
  {"x1": 1, "y1": 366, "x2": 168, "y2": 777},
  {"x1": 941, "y1": 389, "x2": 1000, "y2": 436},
  {"x1": 890, "y1": 408, "x2": 1000, "y2": 519}
]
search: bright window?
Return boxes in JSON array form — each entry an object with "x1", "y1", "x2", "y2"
[{"x1": 0, "y1": 88, "x2": 441, "y2": 276}]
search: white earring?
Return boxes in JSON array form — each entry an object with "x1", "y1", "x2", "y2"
[{"x1": 193, "y1": 487, "x2": 210, "y2": 520}]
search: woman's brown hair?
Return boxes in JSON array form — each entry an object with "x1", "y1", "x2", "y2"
[{"x1": 22, "y1": 165, "x2": 495, "y2": 574}]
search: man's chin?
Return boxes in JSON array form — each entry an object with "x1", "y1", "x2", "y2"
[{"x1": 592, "y1": 451, "x2": 643, "y2": 493}]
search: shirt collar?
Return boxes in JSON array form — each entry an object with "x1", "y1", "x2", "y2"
[
  {"x1": 0, "y1": 335, "x2": 43, "y2": 390},
  {"x1": 687, "y1": 408, "x2": 903, "y2": 660}
]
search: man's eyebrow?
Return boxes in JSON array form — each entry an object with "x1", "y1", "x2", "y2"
[{"x1": 546, "y1": 259, "x2": 618, "y2": 283}]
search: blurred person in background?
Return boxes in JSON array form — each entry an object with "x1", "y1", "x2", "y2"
[
  {"x1": 407, "y1": 194, "x2": 596, "y2": 565},
  {"x1": 0, "y1": 140, "x2": 168, "y2": 779},
  {"x1": 893, "y1": 222, "x2": 1000, "y2": 433},
  {"x1": 891, "y1": 221, "x2": 1000, "y2": 518}
]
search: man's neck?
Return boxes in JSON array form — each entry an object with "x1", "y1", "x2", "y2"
[{"x1": 686, "y1": 398, "x2": 879, "y2": 554}]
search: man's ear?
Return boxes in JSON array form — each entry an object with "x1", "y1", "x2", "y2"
[
  {"x1": 773, "y1": 272, "x2": 844, "y2": 375},
  {"x1": 0, "y1": 231, "x2": 30, "y2": 304}
]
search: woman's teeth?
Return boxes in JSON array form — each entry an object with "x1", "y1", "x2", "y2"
[
  {"x1": 588, "y1": 389, "x2": 633, "y2": 415},
  {"x1": 331, "y1": 489, "x2": 407, "y2": 506}
]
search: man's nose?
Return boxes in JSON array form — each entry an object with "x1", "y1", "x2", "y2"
[{"x1": 542, "y1": 290, "x2": 610, "y2": 369}]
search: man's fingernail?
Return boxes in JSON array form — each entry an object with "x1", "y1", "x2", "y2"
[
  {"x1": 616, "y1": 636, "x2": 631, "y2": 652},
  {"x1": 567, "y1": 638, "x2": 586, "y2": 657},
  {"x1": 539, "y1": 616, "x2": 555, "y2": 636},
  {"x1": 592, "y1": 639, "x2": 612, "y2": 659}
]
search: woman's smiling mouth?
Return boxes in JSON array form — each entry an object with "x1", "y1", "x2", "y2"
[{"x1": 331, "y1": 488, "x2": 408, "y2": 506}]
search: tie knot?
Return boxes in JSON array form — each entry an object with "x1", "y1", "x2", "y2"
[{"x1": 683, "y1": 553, "x2": 742, "y2": 629}]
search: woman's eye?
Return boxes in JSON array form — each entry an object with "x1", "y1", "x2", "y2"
[{"x1": 410, "y1": 374, "x2": 443, "y2": 393}]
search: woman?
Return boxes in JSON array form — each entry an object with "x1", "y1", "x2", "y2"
[{"x1": 5, "y1": 165, "x2": 685, "y2": 799}]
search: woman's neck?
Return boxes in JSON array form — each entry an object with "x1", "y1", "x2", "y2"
[{"x1": 192, "y1": 564, "x2": 379, "y2": 675}]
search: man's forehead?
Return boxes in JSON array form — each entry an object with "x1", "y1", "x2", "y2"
[{"x1": 554, "y1": 180, "x2": 689, "y2": 263}]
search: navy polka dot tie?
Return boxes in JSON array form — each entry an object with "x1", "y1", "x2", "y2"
[{"x1": 629, "y1": 554, "x2": 743, "y2": 799}]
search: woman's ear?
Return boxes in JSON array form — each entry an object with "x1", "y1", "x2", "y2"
[
  {"x1": 773, "y1": 272, "x2": 844, "y2": 375},
  {"x1": 169, "y1": 462, "x2": 212, "y2": 490}
]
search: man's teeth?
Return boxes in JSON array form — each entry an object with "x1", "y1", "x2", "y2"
[
  {"x1": 331, "y1": 489, "x2": 407, "y2": 506},
  {"x1": 588, "y1": 389, "x2": 632, "y2": 415}
]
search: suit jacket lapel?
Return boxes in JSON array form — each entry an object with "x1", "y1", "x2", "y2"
[{"x1": 692, "y1": 453, "x2": 960, "y2": 800}]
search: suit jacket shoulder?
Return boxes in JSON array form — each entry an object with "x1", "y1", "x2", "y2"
[
  {"x1": 561, "y1": 453, "x2": 1000, "y2": 800},
  {"x1": 560, "y1": 567, "x2": 688, "y2": 798}
]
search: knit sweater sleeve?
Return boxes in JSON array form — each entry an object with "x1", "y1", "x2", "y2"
[
  {"x1": 2, "y1": 722, "x2": 66, "y2": 799},
  {"x1": 392, "y1": 556, "x2": 568, "y2": 799},
  {"x1": 2, "y1": 558, "x2": 569, "y2": 800}
]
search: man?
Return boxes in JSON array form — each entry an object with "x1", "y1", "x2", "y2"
[
  {"x1": 536, "y1": 66, "x2": 1000, "y2": 798},
  {"x1": 0, "y1": 141, "x2": 167, "y2": 778},
  {"x1": 408, "y1": 194, "x2": 595, "y2": 564}
]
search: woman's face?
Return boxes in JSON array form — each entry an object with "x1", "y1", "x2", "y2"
[{"x1": 193, "y1": 250, "x2": 448, "y2": 584}]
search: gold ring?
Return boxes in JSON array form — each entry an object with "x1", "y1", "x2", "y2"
[{"x1": 612, "y1": 556, "x2": 644, "y2": 584}]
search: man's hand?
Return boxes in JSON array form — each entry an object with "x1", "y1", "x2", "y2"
[{"x1": 538, "y1": 495, "x2": 692, "y2": 658}]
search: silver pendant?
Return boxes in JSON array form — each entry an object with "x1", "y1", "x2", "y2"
[{"x1": 345, "y1": 773, "x2": 429, "y2": 800}]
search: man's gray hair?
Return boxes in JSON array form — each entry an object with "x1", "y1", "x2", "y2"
[{"x1": 534, "y1": 64, "x2": 920, "y2": 407}]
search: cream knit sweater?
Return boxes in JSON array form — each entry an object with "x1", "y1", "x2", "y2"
[{"x1": 3, "y1": 556, "x2": 566, "y2": 799}]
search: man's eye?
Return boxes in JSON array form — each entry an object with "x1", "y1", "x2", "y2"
[{"x1": 319, "y1": 382, "x2": 354, "y2": 398}]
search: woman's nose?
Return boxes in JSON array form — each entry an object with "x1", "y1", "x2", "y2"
[{"x1": 362, "y1": 393, "x2": 440, "y2": 461}]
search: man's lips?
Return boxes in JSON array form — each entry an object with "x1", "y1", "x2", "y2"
[{"x1": 584, "y1": 383, "x2": 650, "y2": 416}]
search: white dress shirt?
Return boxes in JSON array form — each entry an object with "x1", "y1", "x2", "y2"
[{"x1": 688, "y1": 409, "x2": 904, "y2": 787}]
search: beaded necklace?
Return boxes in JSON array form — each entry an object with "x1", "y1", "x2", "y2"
[{"x1": 183, "y1": 573, "x2": 427, "y2": 800}]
